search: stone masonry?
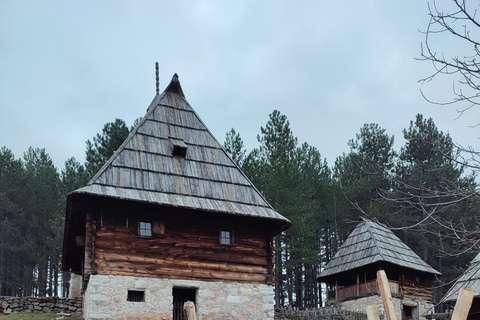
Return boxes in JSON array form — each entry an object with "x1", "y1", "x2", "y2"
[
  {"x1": 83, "y1": 274, "x2": 275, "y2": 320},
  {"x1": 339, "y1": 295, "x2": 435, "y2": 320},
  {"x1": 0, "y1": 296, "x2": 82, "y2": 316}
]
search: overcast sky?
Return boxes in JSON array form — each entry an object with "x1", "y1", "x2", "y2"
[{"x1": 1, "y1": 0, "x2": 479, "y2": 170}]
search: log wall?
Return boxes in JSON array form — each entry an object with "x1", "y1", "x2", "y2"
[{"x1": 87, "y1": 199, "x2": 273, "y2": 284}]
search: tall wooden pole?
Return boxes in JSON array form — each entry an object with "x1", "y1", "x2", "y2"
[
  {"x1": 366, "y1": 305, "x2": 381, "y2": 320},
  {"x1": 183, "y1": 301, "x2": 198, "y2": 320},
  {"x1": 451, "y1": 288, "x2": 474, "y2": 320},
  {"x1": 377, "y1": 270, "x2": 396, "y2": 320}
]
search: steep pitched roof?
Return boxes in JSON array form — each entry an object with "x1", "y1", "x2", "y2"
[
  {"x1": 316, "y1": 218, "x2": 440, "y2": 281},
  {"x1": 70, "y1": 74, "x2": 290, "y2": 230},
  {"x1": 441, "y1": 253, "x2": 480, "y2": 303}
]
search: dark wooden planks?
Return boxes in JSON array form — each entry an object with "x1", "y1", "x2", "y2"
[{"x1": 91, "y1": 206, "x2": 272, "y2": 283}]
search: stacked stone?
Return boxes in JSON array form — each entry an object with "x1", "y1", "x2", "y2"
[{"x1": 0, "y1": 296, "x2": 82, "y2": 316}]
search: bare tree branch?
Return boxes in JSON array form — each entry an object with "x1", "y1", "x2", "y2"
[{"x1": 418, "y1": 0, "x2": 480, "y2": 127}]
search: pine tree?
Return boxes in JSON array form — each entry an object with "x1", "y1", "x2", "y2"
[
  {"x1": 85, "y1": 118, "x2": 131, "y2": 178},
  {"x1": 389, "y1": 114, "x2": 477, "y2": 297}
]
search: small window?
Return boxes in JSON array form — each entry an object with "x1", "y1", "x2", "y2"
[
  {"x1": 170, "y1": 138, "x2": 188, "y2": 158},
  {"x1": 220, "y1": 230, "x2": 233, "y2": 245},
  {"x1": 127, "y1": 290, "x2": 145, "y2": 302},
  {"x1": 139, "y1": 221, "x2": 152, "y2": 237}
]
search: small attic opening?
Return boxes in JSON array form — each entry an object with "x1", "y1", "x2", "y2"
[{"x1": 169, "y1": 138, "x2": 187, "y2": 158}]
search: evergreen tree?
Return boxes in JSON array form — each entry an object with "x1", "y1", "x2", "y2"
[
  {"x1": 0, "y1": 147, "x2": 27, "y2": 296},
  {"x1": 249, "y1": 110, "x2": 298, "y2": 307},
  {"x1": 62, "y1": 157, "x2": 89, "y2": 193},
  {"x1": 334, "y1": 123, "x2": 396, "y2": 217},
  {"x1": 223, "y1": 128, "x2": 246, "y2": 168},
  {"x1": 0, "y1": 147, "x2": 65, "y2": 297},
  {"x1": 388, "y1": 114, "x2": 477, "y2": 297},
  {"x1": 236, "y1": 110, "x2": 335, "y2": 308},
  {"x1": 22, "y1": 148, "x2": 63, "y2": 296},
  {"x1": 85, "y1": 118, "x2": 131, "y2": 178}
]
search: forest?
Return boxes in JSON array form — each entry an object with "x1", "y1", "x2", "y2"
[
  {"x1": 1, "y1": 0, "x2": 480, "y2": 311},
  {"x1": 0, "y1": 111, "x2": 478, "y2": 308}
]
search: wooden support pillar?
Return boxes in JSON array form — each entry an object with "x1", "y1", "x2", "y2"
[
  {"x1": 335, "y1": 278, "x2": 338, "y2": 301},
  {"x1": 451, "y1": 288, "x2": 474, "y2": 320},
  {"x1": 377, "y1": 270, "x2": 396, "y2": 320},
  {"x1": 356, "y1": 272, "x2": 360, "y2": 296}
]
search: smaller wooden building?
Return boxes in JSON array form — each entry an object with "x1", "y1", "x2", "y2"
[
  {"x1": 440, "y1": 253, "x2": 480, "y2": 320},
  {"x1": 316, "y1": 218, "x2": 440, "y2": 320}
]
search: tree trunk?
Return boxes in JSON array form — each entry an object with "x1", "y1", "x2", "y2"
[
  {"x1": 38, "y1": 264, "x2": 47, "y2": 297},
  {"x1": 294, "y1": 264, "x2": 302, "y2": 308}
]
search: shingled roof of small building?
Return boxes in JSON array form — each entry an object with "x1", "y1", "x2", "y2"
[
  {"x1": 69, "y1": 74, "x2": 290, "y2": 232},
  {"x1": 316, "y1": 217, "x2": 440, "y2": 281},
  {"x1": 441, "y1": 252, "x2": 480, "y2": 303}
]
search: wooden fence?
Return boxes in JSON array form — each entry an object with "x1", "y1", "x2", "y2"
[
  {"x1": 327, "y1": 279, "x2": 401, "y2": 301},
  {"x1": 275, "y1": 306, "x2": 367, "y2": 320}
]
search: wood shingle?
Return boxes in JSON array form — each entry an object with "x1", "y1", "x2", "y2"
[
  {"x1": 316, "y1": 218, "x2": 440, "y2": 281},
  {"x1": 70, "y1": 74, "x2": 290, "y2": 229},
  {"x1": 441, "y1": 252, "x2": 480, "y2": 303}
]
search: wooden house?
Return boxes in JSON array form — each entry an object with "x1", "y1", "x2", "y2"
[
  {"x1": 316, "y1": 218, "x2": 440, "y2": 320},
  {"x1": 62, "y1": 74, "x2": 291, "y2": 320},
  {"x1": 440, "y1": 253, "x2": 480, "y2": 320}
]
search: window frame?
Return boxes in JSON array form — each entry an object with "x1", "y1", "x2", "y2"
[
  {"x1": 219, "y1": 230, "x2": 234, "y2": 245},
  {"x1": 127, "y1": 290, "x2": 145, "y2": 302},
  {"x1": 138, "y1": 221, "x2": 153, "y2": 237},
  {"x1": 138, "y1": 220, "x2": 165, "y2": 237}
]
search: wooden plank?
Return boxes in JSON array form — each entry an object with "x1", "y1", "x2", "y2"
[
  {"x1": 451, "y1": 288, "x2": 474, "y2": 320},
  {"x1": 377, "y1": 270, "x2": 396, "y2": 320},
  {"x1": 366, "y1": 305, "x2": 381, "y2": 320},
  {"x1": 99, "y1": 261, "x2": 267, "y2": 283},
  {"x1": 95, "y1": 251, "x2": 268, "y2": 274},
  {"x1": 84, "y1": 211, "x2": 93, "y2": 277}
]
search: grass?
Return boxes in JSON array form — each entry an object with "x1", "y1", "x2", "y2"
[{"x1": 0, "y1": 313, "x2": 82, "y2": 320}]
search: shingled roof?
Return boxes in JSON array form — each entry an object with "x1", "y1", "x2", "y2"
[
  {"x1": 70, "y1": 74, "x2": 290, "y2": 231},
  {"x1": 441, "y1": 253, "x2": 480, "y2": 303},
  {"x1": 316, "y1": 218, "x2": 440, "y2": 281}
]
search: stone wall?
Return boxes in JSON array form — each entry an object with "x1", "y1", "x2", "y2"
[
  {"x1": 84, "y1": 274, "x2": 275, "y2": 320},
  {"x1": 339, "y1": 295, "x2": 435, "y2": 320},
  {"x1": 0, "y1": 296, "x2": 82, "y2": 316},
  {"x1": 275, "y1": 306, "x2": 367, "y2": 320}
]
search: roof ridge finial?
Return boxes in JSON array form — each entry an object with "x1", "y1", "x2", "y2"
[{"x1": 155, "y1": 62, "x2": 159, "y2": 95}]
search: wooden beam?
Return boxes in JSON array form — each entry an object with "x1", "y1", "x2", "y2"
[
  {"x1": 335, "y1": 278, "x2": 338, "y2": 301},
  {"x1": 451, "y1": 288, "x2": 474, "y2": 320},
  {"x1": 377, "y1": 270, "x2": 396, "y2": 320},
  {"x1": 366, "y1": 305, "x2": 381, "y2": 320},
  {"x1": 356, "y1": 272, "x2": 360, "y2": 296}
]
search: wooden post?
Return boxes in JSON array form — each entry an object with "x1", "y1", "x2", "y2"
[
  {"x1": 335, "y1": 278, "x2": 338, "y2": 300},
  {"x1": 183, "y1": 301, "x2": 198, "y2": 320},
  {"x1": 377, "y1": 270, "x2": 396, "y2": 320},
  {"x1": 366, "y1": 305, "x2": 381, "y2": 320},
  {"x1": 451, "y1": 288, "x2": 474, "y2": 320},
  {"x1": 356, "y1": 272, "x2": 360, "y2": 296}
]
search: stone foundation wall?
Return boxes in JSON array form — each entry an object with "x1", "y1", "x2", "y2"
[
  {"x1": 339, "y1": 295, "x2": 435, "y2": 320},
  {"x1": 83, "y1": 274, "x2": 274, "y2": 320},
  {"x1": 0, "y1": 296, "x2": 82, "y2": 316}
]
